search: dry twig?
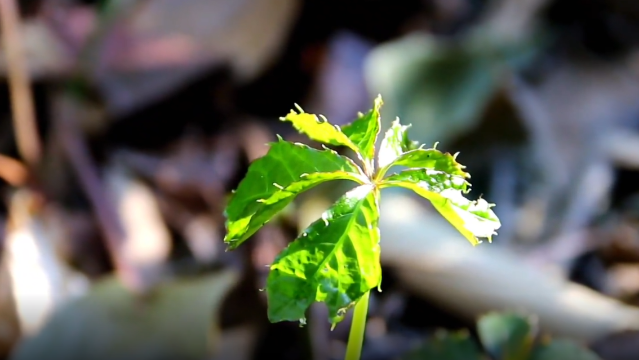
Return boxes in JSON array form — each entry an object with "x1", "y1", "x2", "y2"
[{"x1": 0, "y1": 0, "x2": 41, "y2": 167}]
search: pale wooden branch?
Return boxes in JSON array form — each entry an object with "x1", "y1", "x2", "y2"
[{"x1": 0, "y1": 0, "x2": 41, "y2": 167}]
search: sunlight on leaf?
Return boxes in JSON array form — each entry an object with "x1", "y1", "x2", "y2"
[
  {"x1": 281, "y1": 106, "x2": 358, "y2": 153},
  {"x1": 381, "y1": 169, "x2": 500, "y2": 245},
  {"x1": 266, "y1": 184, "x2": 381, "y2": 326},
  {"x1": 377, "y1": 118, "x2": 418, "y2": 169},
  {"x1": 341, "y1": 95, "x2": 383, "y2": 165},
  {"x1": 224, "y1": 139, "x2": 364, "y2": 249},
  {"x1": 225, "y1": 94, "x2": 503, "y2": 341}
]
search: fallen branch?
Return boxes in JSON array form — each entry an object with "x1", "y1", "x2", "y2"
[
  {"x1": 52, "y1": 95, "x2": 143, "y2": 293},
  {"x1": 0, "y1": 0, "x2": 42, "y2": 167}
]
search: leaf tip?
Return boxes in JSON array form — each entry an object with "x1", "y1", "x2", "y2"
[{"x1": 294, "y1": 103, "x2": 304, "y2": 113}]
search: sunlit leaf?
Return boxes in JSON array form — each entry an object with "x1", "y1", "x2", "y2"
[
  {"x1": 377, "y1": 118, "x2": 418, "y2": 169},
  {"x1": 224, "y1": 139, "x2": 365, "y2": 249},
  {"x1": 341, "y1": 95, "x2": 383, "y2": 165},
  {"x1": 281, "y1": 106, "x2": 358, "y2": 153},
  {"x1": 225, "y1": 95, "x2": 504, "y2": 338},
  {"x1": 266, "y1": 185, "x2": 381, "y2": 325},
  {"x1": 381, "y1": 169, "x2": 500, "y2": 245}
]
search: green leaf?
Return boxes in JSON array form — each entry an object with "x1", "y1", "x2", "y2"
[
  {"x1": 224, "y1": 139, "x2": 365, "y2": 249},
  {"x1": 530, "y1": 340, "x2": 601, "y2": 360},
  {"x1": 281, "y1": 105, "x2": 358, "y2": 153},
  {"x1": 341, "y1": 95, "x2": 383, "y2": 164},
  {"x1": 382, "y1": 148, "x2": 469, "y2": 180},
  {"x1": 365, "y1": 34, "x2": 500, "y2": 147},
  {"x1": 477, "y1": 312, "x2": 537, "y2": 360},
  {"x1": 365, "y1": 31, "x2": 542, "y2": 147},
  {"x1": 266, "y1": 184, "x2": 381, "y2": 325},
  {"x1": 402, "y1": 330, "x2": 486, "y2": 360},
  {"x1": 381, "y1": 169, "x2": 500, "y2": 245},
  {"x1": 378, "y1": 118, "x2": 419, "y2": 169}
]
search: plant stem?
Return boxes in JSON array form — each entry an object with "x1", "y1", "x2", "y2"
[{"x1": 345, "y1": 290, "x2": 370, "y2": 360}]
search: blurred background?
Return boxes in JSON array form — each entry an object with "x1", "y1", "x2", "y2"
[{"x1": 2, "y1": 0, "x2": 639, "y2": 359}]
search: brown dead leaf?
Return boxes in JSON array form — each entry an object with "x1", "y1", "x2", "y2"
[
  {"x1": 105, "y1": 165, "x2": 172, "y2": 291},
  {"x1": 0, "y1": 259, "x2": 20, "y2": 359},
  {"x1": 0, "y1": 18, "x2": 73, "y2": 79},
  {"x1": 3, "y1": 190, "x2": 90, "y2": 336},
  {"x1": 86, "y1": 0, "x2": 300, "y2": 116}
]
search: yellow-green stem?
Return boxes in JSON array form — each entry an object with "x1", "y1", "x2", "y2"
[{"x1": 345, "y1": 290, "x2": 370, "y2": 360}]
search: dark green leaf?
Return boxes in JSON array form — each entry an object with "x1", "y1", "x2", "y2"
[
  {"x1": 365, "y1": 35, "x2": 500, "y2": 147},
  {"x1": 365, "y1": 31, "x2": 542, "y2": 147},
  {"x1": 281, "y1": 106, "x2": 358, "y2": 153},
  {"x1": 341, "y1": 95, "x2": 383, "y2": 165},
  {"x1": 224, "y1": 139, "x2": 365, "y2": 249},
  {"x1": 530, "y1": 340, "x2": 601, "y2": 360},
  {"x1": 266, "y1": 185, "x2": 381, "y2": 325},
  {"x1": 381, "y1": 169, "x2": 500, "y2": 245},
  {"x1": 477, "y1": 312, "x2": 537, "y2": 360},
  {"x1": 402, "y1": 331, "x2": 486, "y2": 360}
]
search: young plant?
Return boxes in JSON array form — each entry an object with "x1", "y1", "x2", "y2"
[{"x1": 223, "y1": 95, "x2": 501, "y2": 360}]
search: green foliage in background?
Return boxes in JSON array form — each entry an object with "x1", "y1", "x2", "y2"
[
  {"x1": 365, "y1": 30, "x2": 543, "y2": 147},
  {"x1": 402, "y1": 312, "x2": 601, "y2": 360}
]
